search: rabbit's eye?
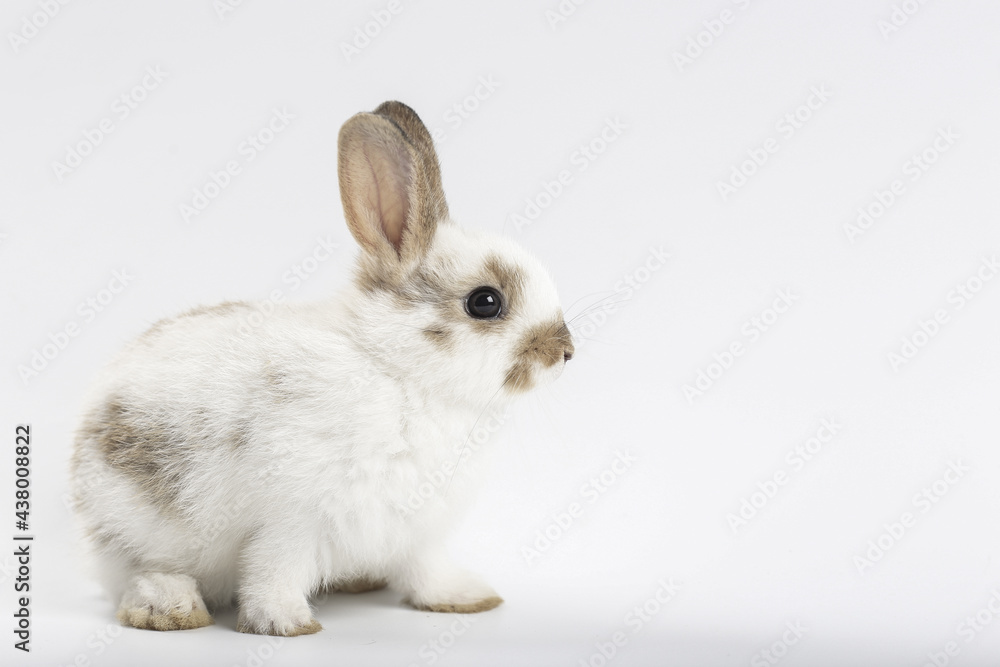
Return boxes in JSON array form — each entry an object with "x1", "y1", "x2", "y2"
[{"x1": 465, "y1": 287, "x2": 503, "y2": 319}]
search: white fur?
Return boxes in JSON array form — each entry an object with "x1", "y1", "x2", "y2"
[{"x1": 71, "y1": 222, "x2": 568, "y2": 633}]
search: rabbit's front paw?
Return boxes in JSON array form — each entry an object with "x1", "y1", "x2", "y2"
[
  {"x1": 236, "y1": 596, "x2": 322, "y2": 637},
  {"x1": 116, "y1": 572, "x2": 214, "y2": 631}
]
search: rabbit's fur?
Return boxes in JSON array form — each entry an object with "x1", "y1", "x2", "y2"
[{"x1": 70, "y1": 101, "x2": 574, "y2": 636}]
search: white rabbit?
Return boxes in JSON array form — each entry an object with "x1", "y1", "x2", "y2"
[{"x1": 70, "y1": 101, "x2": 574, "y2": 636}]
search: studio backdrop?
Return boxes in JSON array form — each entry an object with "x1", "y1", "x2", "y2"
[{"x1": 2, "y1": 1, "x2": 1000, "y2": 666}]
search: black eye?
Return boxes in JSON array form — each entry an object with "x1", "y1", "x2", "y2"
[{"x1": 465, "y1": 287, "x2": 503, "y2": 319}]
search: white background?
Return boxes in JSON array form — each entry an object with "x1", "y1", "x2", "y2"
[{"x1": 3, "y1": 1, "x2": 1000, "y2": 666}]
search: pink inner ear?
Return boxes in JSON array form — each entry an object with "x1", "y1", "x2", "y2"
[{"x1": 363, "y1": 143, "x2": 411, "y2": 252}]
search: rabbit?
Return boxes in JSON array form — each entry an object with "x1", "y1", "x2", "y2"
[{"x1": 69, "y1": 101, "x2": 575, "y2": 636}]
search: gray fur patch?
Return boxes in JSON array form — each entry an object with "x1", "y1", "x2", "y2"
[
  {"x1": 422, "y1": 325, "x2": 454, "y2": 349},
  {"x1": 264, "y1": 364, "x2": 295, "y2": 404},
  {"x1": 230, "y1": 419, "x2": 253, "y2": 450},
  {"x1": 85, "y1": 399, "x2": 187, "y2": 512}
]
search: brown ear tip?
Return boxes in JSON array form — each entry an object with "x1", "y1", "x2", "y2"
[
  {"x1": 373, "y1": 101, "x2": 432, "y2": 137},
  {"x1": 374, "y1": 100, "x2": 416, "y2": 116}
]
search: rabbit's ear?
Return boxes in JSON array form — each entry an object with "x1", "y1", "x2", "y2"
[
  {"x1": 373, "y1": 101, "x2": 449, "y2": 224},
  {"x1": 338, "y1": 103, "x2": 446, "y2": 273}
]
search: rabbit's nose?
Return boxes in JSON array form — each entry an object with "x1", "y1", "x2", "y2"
[
  {"x1": 556, "y1": 320, "x2": 574, "y2": 362},
  {"x1": 556, "y1": 320, "x2": 576, "y2": 363}
]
